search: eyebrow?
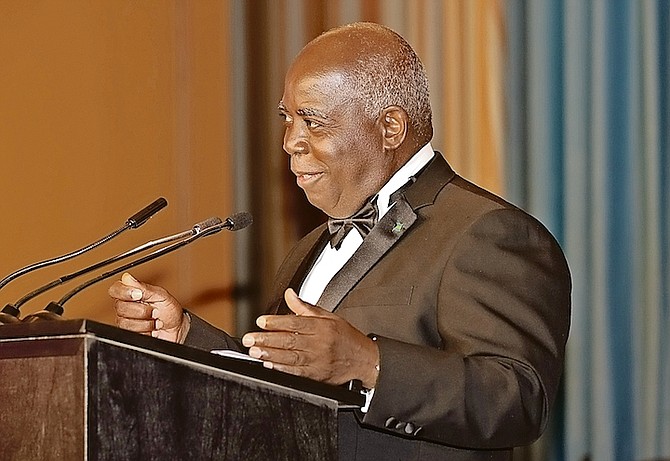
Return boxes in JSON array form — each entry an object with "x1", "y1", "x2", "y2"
[
  {"x1": 277, "y1": 102, "x2": 329, "y2": 120},
  {"x1": 297, "y1": 108, "x2": 329, "y2": 119}
]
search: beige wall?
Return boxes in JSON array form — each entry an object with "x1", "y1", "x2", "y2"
[
  {"x1": 0, "y1": 2, "x2": 236, "y2": 332},
  {"x1": 0, "y1": 1, "x2": 507, "y2": 336}
]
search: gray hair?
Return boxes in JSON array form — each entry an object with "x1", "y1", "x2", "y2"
[{"x1": 321, "y1": 23, "x2": 433, "y2": 143}]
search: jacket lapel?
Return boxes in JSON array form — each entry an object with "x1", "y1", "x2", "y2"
[
  {"x1": 316, "y1": 197, "x2": 417, "y2": 312},
  {"x1": 276, "y1": 153, "x2": 456, "y2": 314},
  {"x1": 316, "y1": 153, "x2": 456, "y2": 312},
  {"x1": 270, "y1": 229, "x2": 330, "y2": 315}
]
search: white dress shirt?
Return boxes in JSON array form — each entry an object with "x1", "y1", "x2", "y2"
[
  {"x1": 299, "y1": 143, "x2": 435, "y2": 304},
  {"x1": 297, "y1": 143, "x2": 435, "y2": 411}
]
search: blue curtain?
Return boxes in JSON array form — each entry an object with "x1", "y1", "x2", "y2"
[{"x1": 505, "y1": 1, "x2": 670, "y2": 459}]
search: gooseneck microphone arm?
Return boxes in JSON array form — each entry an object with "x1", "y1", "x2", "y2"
[
  {"x1": 12, "y1": 217, "x2": 222, "y2": 310},
  {"x1": 0, "y1": 197, "x2": 168, "y2": 292},
  {"x1": 55, "y1": 212, "x2": 251, "y2": 308}
]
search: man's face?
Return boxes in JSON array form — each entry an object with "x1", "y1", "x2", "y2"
[{"x1": 279, "y1": 64, "x2": 393, "y2": 219}]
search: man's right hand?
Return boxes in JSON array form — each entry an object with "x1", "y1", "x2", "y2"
[{"x1": 108, "y1": 272, "x2": 188, "y2": 343}]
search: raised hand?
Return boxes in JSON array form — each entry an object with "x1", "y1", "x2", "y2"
[
  {"x1": 108, "y1": 272, "x2": 187, "y2": 342},
  {"x1": 242, "y1": 288, "x2": 379, "y2": 388}
]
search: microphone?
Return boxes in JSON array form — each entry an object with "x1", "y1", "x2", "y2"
[
  {"x1": 125, "y1": 198, "x2": 169, "y2": 229},
  {"x1": 7, "y1": 217, "x2": 222, "y2": 316},
  {"x1": 221, "y1": 211, "x2": 253, "y2": 232},
  {"x1": 22, "y1": 211, "x2": 252, "y2": 322},
  {"x1": 0, "y1": 197, "x2": 168, "y2": 324}
]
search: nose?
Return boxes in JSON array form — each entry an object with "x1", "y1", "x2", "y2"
[{"x1": 283, "y1": 122, "x2": 308, "y2": 156}]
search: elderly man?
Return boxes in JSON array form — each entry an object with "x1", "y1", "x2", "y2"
[{"x1": 109, "y1": 22, "x2": 571, "y2": 460}]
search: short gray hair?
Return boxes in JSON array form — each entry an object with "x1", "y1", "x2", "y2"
[{"x1": 321, "y1": 23, "x2": 433, "y2": 142}]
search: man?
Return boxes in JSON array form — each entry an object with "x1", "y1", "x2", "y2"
[{"x1": 110, "y1": 22, "x2": 571, "y2": 460}]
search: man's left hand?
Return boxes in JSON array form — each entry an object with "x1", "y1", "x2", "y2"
[{"x1": 242, "y1": 288, "x2": 380, "y2": 388}]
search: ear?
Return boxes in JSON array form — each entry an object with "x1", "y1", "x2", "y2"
[{"x1": 378, "y1": 106, "x2": 408, "y2": 151}]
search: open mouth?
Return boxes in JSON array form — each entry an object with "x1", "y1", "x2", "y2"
[{"x1": 294, "y1": 171, "x2": 324, "y2": 187}]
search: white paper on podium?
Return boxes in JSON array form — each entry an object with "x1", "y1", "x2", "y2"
[{"x1": 210, "y1": 349, "x2": 263, "y2": 363}]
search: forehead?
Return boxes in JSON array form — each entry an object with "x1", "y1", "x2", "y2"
[{"x1": 281, "y1": 67, "x2": 354, "y2": 111}]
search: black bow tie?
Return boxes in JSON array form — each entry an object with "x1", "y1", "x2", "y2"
[{"x1": 327, "y1": 198, "x2": 379, "y2": 250}]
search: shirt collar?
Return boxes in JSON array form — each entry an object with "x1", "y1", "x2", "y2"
[{"x1": 376, "y1": 143, "x2": 435, "y2": 217}]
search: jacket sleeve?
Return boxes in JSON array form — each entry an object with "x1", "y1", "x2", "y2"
[
  {"x1": 360, "y1": 208, "x2": 571, "y2": 450},
  {"x1": 183, "y1": 311, "x2": 244, "y2": 352}
]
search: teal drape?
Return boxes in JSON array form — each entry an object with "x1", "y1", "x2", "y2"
[{"x1": 506, "y1": 1, "x2": 669, "y2": 459}]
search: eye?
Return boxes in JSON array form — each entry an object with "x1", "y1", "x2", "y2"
[
  {"x1": 279, "y1": 112, "x2": 293, "y2": 126},
  {"x1": 305, "y1": 119, "x2": 321, "y2": 129}
]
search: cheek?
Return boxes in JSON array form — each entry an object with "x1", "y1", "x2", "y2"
[
  {"x1": 307, "y1": 132, "x2": 385, "y2": 214},
  {"x1": 336, "y1": 154, "x2": 384, "y2": 199}
]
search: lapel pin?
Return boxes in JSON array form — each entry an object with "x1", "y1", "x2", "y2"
[{"x1": 391, "y1": 221, "x2": 405, "y2": 235}]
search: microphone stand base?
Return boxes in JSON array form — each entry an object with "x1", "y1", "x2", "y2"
[
  {"x1": 0, "y1": 304, "x2": 22, "y2": 324},
  {"x1": 21, "y1": 302, "x2": 65, "y2": 323}
]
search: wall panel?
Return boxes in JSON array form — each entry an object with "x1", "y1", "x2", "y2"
[{"x1": 0, "y1": 1, "x2": 235, "y2": 332}]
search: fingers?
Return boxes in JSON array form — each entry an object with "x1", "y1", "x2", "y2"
[
  {"x1": 109, "y1": 273, "x2": 157, "y2": 333},
  {"x1": 112, "y1": 297, "x2": 153, "y2": 332},
  {"x1": 254, "y1": 351, "x2": 308, "y2": 374},
  {"x1": 242, "y1": 288, "x2": 332, "y2": 355},
  {"x1": 109, "y1": 273, "x2": 151, "y2": 321},
  {"x1": 108, "y1": 273, "x2": 172, "y2": 305},
  {"x1": 108, "y1": 273, "x2": 144, "y2": 302},
  {"x1": 108, "y1": 273, "x2": 185, "y2": 342},
  {"x1": 121, "y1": 272, "x2": 142, "y2": 289},
  {"x1": 242, "y1": 314, "x2": 326, "y2": 377},
  {"x1": 255, "y1": 313, "x2": 315, "y2": 334},
  {"x1": 114, "y1": 298, "x2": 152, "y2": 318},
  {"x1": 243, "y1": 329, "x2": 302, "y2": 350},
  {"x1": 250, "y1": 288, "x2": 333, "y2": 333},
  {"x1": 243, "y1": 332, "x2": 313, "y2": 375},
  {"x1": 116, "y1": 315, "x2": 155, "y2": 334},
  {"x1": 242, "y1": 289, "x2": 378, "y2": 386},
  {"x1": 108, "y1": 280, "x2": 143, "y2": 302}
]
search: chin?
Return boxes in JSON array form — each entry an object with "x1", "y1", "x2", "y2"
[
  {"x1": 306, "y1": 194, "x2": 357, "y2": 219},
  {"x1": 305, "y1": 196, "x2": 331, "y2": 216}
]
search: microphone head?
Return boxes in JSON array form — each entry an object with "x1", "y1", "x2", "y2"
[
  {"x1": 225, "y1": 212, "x2": 253, "y2": 231},
  {"x1": 126, "y1": 197, "x2": 168, "y2": 229}
]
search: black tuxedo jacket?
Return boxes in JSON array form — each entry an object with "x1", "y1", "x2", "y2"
[{"x1": 187, "y1": 153, "x2": 571, "y2": 460}]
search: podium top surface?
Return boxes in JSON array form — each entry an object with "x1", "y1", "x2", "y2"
[{"x1": 0, "y1": 318, "x2": 364, "y2": 408}]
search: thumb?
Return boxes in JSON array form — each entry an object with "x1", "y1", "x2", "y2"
[
  {"x1": 121, "y1": 272, "x2": 145, "y2": 300},
  {"x1": 284, "y1": 288, "x2": 325, "y2": 317},
  {"x1": 121, "y1": 272, "x2": 143, "y2": 288}
]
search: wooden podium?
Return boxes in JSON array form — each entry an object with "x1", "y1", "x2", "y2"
[{"x1": 0, "y1": 319, "x2": 364, "y2": 460}]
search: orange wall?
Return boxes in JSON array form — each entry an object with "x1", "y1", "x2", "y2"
[{"x1": 0, "y1": 2, "x2": 236, "y2": 332}]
